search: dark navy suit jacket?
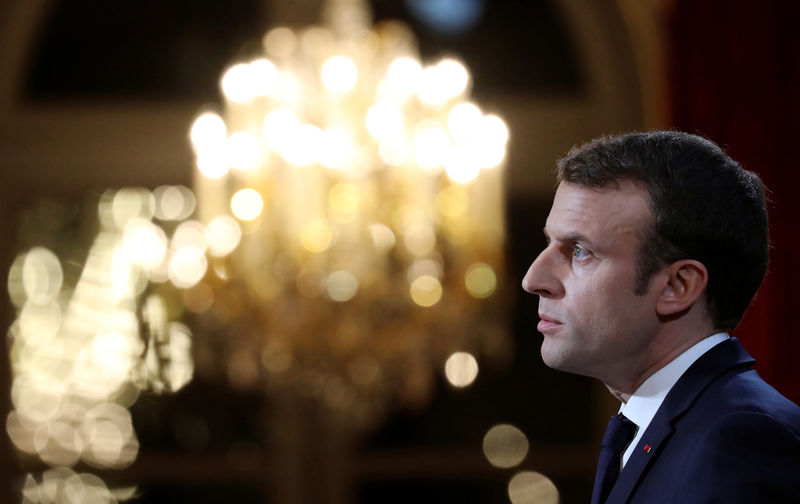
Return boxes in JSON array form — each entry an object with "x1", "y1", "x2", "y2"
[{"x1": 606, "y1": 338, "x2": 800, "y2": 503}]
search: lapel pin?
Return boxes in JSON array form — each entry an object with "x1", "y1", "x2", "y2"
[{"x1": 643, "y1": 444, "x2": 652, "y2": 453}]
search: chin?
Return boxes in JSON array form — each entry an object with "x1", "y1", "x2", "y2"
[
  {"x1": 539, "y1": 339, "x2": 566, "y2": 370},
  {"x1": 540, "y1": 339, "x2": 587, "y2": 375}
]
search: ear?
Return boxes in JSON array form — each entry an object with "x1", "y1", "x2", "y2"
[{"x1": 656, "y1": 259, "x2": 708, "y2": 317}]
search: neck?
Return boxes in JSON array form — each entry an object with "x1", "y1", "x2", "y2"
[{"x1": 604, "y1": 320, "x2": 717, "y2": 403}]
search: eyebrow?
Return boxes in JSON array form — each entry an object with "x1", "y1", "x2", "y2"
[{"x1": 543, "y1": 228, "x2": 589, "y2": 245}]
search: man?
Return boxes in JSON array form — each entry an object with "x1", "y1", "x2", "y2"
[{"x1": 522, "y1": 131, "x2": 800, "y2": 503}]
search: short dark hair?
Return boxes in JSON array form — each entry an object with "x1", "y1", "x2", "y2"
[{"x1": 557, "y1": 130, "x2": 769, "y2": 330}]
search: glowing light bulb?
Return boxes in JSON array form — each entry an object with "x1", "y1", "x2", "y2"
[
  {"x1": 206, "y1": 216, "x2": 242, "y2": 257},
  {"x1": 226, "y1": 131, "x2": 262, "y2": 171},
  {"x1": 383, "y1": 57, "x2": 422, "y2": 102},
  {"x1": 417, "y1": 59, "x2": 469, "y2": 105},
  {"x1": 154, "y1": 185, "x2": 196, "y2": 221},
  {"x1": 321, "y1": 56, "x2": 358, "y2": 93},
  {"x1": 282, "y1": 124, "x2": 321, "y2": 166},
  {"x1": 378, "y1": 136, "x2": 411, "y2": 166},
  {"x1": 366, "y1": 102, "x2": 405, "y2": 139},
  {"x1": 231, "y1": 189, "x2": 264, "y2": 221},
  {"x1": 482, "y1": 114, "x2": 510, "y2": 146},
  {"x1": 445, "y1": 144, "x2": 481, "y2": 184},
  {"x1": 190, "y1": 112, "x2": 227, "y2": 152},
  {"x1": 437, "y1": 58, "x2": 469, "y2": 98},
  {"x1": 447, "y1": 102, "x2": 483, "y2": 141},
  {"x1": 173, "y1": 221, "x2": 208, "y2": 253},
  {"x1": 21, "y1": 247, "x2": 63, "y2": 303},
  {"x1": 169, "y1": 246, "x2": 208, "y2": 289},
  {"x1": 263, "y1": 109, "x2": 300, "y2": 148},
  {"x1": 221, "y1": 63, "x2": 256, "y2": 103},
  {"x1": 122, "y1": 219, "x2": 167, "y2": 271},
  {"x1": 413, "y1": 120, "x2": 451, "y2": 171},
  {"x1": 319, "y1": 128, "x2": 354, "y2": 169},
  {"x1": 196, "y1": 150, "x2": 230, "y2": 179},
  {"x1": 249, "y1": 58, "x2": 279, "y2": 96}
]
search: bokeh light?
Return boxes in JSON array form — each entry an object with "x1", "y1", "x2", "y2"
[
  {"x1": 21, "y1": 247, "x2": 62, "y2": 304},
  {"x1": 231, "y1": 189, "x2": 264, "y2": 221},
  {"x1": 444, "y1": 351, "x2": 479, "y2": 387},
  {"x1": 221, "y1": 63, "x2": 257, "y2": 103},
  {"x1": 262, "y1": 108, "x2": 300, "y2": 149},
  {"x1": 249, "y1": 58, "x2": 280, "y2": 96},
  {"x1": 366, "y1": 102, "x2": 405, "y2": 140},
  {"x1": 383, "y1": 57, "x2": 423, "y2": 102},
  {"x1": 329, "y1": 182, "x2": 360, "y2": 222},
  {"x1": 447, "y1": 102, "x2": 483, "y2": 141},
  {"x1": 324, "y1": 270, "x2": 359, "y2": 302},
  {"x1": 122, "y1": 218, "x2": 168, "y2": 271},
  {"x1": 196, "y1": 149, "x2": 230, "y2": 179},
  {"x1": 403, "y1": 222, "x2": 436, "y2": 257},
  {"x1": 190, "y1": 112, "x2": 227, "y2": 154},
  {"x1": 445, "y1": 143, "x2": 481, "y2": 184},
  {"x1": 227, "y1": 131, "x2": 262, "y2": 171},
  {"x1": 508, "y1": 471, "x2": 559, "y2": 504},
  {"x1": 409, "y1": 275, "x2": 442, "y2": 307},
  {"x1": 465, "y1": 263, "x2": 497, "y2": 298},
  {"x1": 153, "y1": 185, "x2": 196, "y2": 221},
  {"x1": 173, "y1": 220, "x2": 208, "y2": 254},
  {"x1": 483, "y1": 424, "x2": 529, "y2": 468},
  {"x1": 367, "y1": 223, "x2": 396, "y2": 250},
  {"x1": 413, "y1": 120, "x2": 451, "y2": 171},
  {"x1": 319, "y1": 128, "x2": 355, "y2": 169},
  {"x1": 378, "y1": 136, "x2": 411, "y2": 166},
  {"x1": 321, "y1": 55, "x2": 358, "y2": 93},
  {"x1": 282, "y1": 124, "x2": 322, "y2": 166},
  {"x1": 206, "y1": 215, "x2": 242, "y2": 257},
  {"x1": 301, "y1": 220, "x2": 334, "y2": 253},
  {"x1": 111, "y1": 188, "x2": 155, "y2": 231},
  {"x1": 169, "y1": 247, "x2": 208, "y2": 289},
  {"x1": 263, "y1": 26, "x2": 297, "y2": 58},
  {"x1": 417, "y1": 58, "x2": 469, "y2": 105}
]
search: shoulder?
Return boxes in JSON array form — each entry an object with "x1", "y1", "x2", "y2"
[
  {"x1": 701, "y1": 367, "x2": 800, "y2": 424},
  {"x1": 668, "y1": 373, "x2": 800, "y2": 501},
  {"x1": 673, "y1": 410, "x2": 800, "y2": 501}
]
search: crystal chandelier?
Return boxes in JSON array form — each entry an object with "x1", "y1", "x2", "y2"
[{"x1": 188, "y1": 0, "x2": 510, "y2": 427}]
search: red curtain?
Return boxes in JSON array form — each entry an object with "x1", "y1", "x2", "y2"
[{"x1": 669, "y1": 0, "x2": 800, "y2": 403}]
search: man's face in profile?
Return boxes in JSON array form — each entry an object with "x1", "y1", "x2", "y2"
[{"x1": 522, "y1": 181, "x2": 664, "y2": 384}]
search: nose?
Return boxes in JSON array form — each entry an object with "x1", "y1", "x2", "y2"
[{"x1": 521, "y1": 247, "x2": 564, "y2": 298}]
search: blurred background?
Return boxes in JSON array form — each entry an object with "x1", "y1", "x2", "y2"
[{"x1": 0, "y1": 0, "x2": 798, "y2": 503}]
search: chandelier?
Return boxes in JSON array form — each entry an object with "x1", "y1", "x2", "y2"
[
  {"x1": 187, "y1": 0, "x2": 511, "y2": 428},
  {"x1": 3, "y1": 1, "x2": 512, "y2": 501}
]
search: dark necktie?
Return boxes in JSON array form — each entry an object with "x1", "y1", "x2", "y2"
[{"x1": 591, "y1": 413, "x2": 637, "y2": 504}]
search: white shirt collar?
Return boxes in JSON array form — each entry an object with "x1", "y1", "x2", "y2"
[{"x1": 619, "y1": 332, "x2": 730, "y2": 466}]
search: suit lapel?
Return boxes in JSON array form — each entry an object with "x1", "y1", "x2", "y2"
[{"x1": 604, "y1": 338, "x2": 755, "y2": 503}]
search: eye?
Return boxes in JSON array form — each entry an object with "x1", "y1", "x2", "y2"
[{"x1": 572, "y1": 244, "x2": 590, "y2": 260}]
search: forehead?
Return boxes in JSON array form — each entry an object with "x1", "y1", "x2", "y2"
[{"x1": 546, "y1": 181, "x2": 652, "y2": 245}]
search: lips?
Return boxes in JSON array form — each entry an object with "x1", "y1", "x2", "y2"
[{"x1": 537, "y1": 313, "x2": 563, "y2": 333}]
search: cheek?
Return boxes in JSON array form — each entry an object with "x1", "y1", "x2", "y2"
[
  {"x1": 564, "y1": 274, "x2": 607, "y2": 311},
  {"x1": 566, "y1": 273, "x2": 635, "y2": 326}
]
